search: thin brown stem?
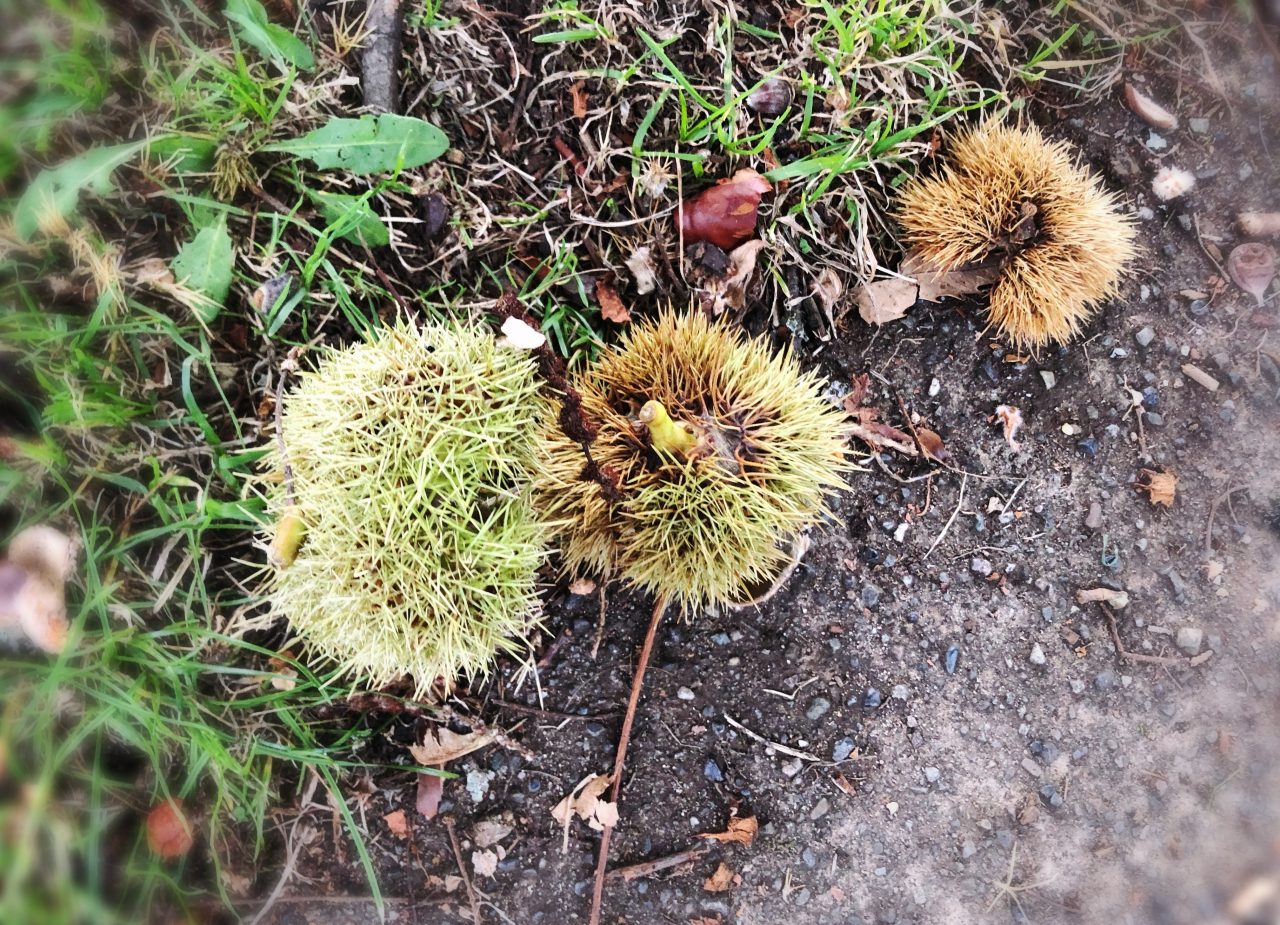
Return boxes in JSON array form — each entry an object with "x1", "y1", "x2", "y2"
[
  {"x1": 445, "y1": 817, "x2": 482, "y2": 925},
  {"x1": 587, "y1": 592, "x2": 670, "y2": 925}
]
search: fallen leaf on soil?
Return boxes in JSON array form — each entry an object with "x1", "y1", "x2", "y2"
[
  {"x1": 1226, "y1": 242, "x2": 1276, "y2": 306},
  {"x1": 472, "y1": 819, "x2": 513, "y2": 848},
  {"x1": 1123, "y1": 82, "x2": 1178, "y2": 130},
  {"x1": 1136, "y1": 468, "x2": 1177, "y2": 507},
  {"x1": 811, "y1": 267, "x2": 843, "y2": 318},
  {"x1": 552, "y1": 772, "x2": 618, "y2": 851},
  {"x1": 703, "y1": 239, "x2": 767, "y2": 315},
  {"x1": 1076, "y1": 587, "x2": 1130, "y2": 609},
  {"x1": 841, "y1": 373, "x2": 919, "y2": 457},
  {"x1": 625, "y1": 246, "x2": 658, "y2": 295},
  {"x1": 993, "y1": 404, "x2": 1023, "y2": 451},
  {"x1": 855, "y1": 277, "x2": 917, "y2": 326},
  {"x1": 569, "y1": 80, "x2": 588, "y2": 119},
  {"x1": 832, "y1": 773, "x2": 857, "y2": 796},
  {"x1": 568, "y1": 576, "x2": 597, "y2": 596},
  {"x1": 497, "y1": 315, "x2": 546, "y2": 351},
  {"x1": 900, "y1": 248, "x2": 999, "y2": 302},
  {"x1": 699, "y1": 813, "x2": 757, "y2": 846},
  {"x1": 415, "y1": 772, "x2": 443, "y2": 819},
  {"x1": 472, "y1": 848, "x2": 498, "y2": 879},
  {"x1": 266, "y1": 650, "x2": 298, "y2": 691},
  {"x1": 703, "y1": 862, "x2": 736, "y2": 892},
  {"x1": 410, "y1": 727, "x2": 497, "y2": 766},
  {"x1": 384, "y1": 809, "x2": 409, "y2": 839},
  {"x1": 595, "y1": 278, "x2": 631, "y2": 323},
  {"x1": 679, "y1": 169, "x2": 772, "y2": 250},
  {"x1": 146, "y1": 798, "x2": 194, "y2": 859}
]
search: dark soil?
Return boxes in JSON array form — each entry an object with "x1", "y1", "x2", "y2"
[{"x1": 245, "y1": 10, "x2": 1280, "y2": 925}]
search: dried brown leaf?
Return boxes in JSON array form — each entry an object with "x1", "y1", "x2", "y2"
[
  {"x1": 900, "y1": 249, "x2": 999, "y2": 302},
  {"x1": 856, "y1": 277, "x2": 917, "y2": 326},
  {"x1": 595, "y1": 278, "x2": 631, "y2": 323},
  {"x1": 1137, "y1": 468, "x2": 1177, "y2": 507},
  {"x1": 569, "y1": 80, "x2": 588, "y2": 119},
  {"x1": 410, "y1": 727, "x2": 496, "y2": 766},
  {"x1": 703, "y1": 862, "x2": 735, "y2": 892},
  {"x1": 551, "y1": 771, "x2": 616, "y2": 847},
  {"x1": 699, "y1": 813, "x2": 757, "y2": 846},
  {"x1": 384, "y1": 809, "x2": 409, "y2": 839},
  {"x1": 993, "y1": 404, "x2": 1023, "y2": 451},
  {"x1": 568, "y1": 576, "x2": 597, "y2": 596}
]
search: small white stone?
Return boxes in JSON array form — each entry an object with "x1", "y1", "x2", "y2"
[
  {"x1": 676, "y1": 686, "x2": 695, "y2": 701},
  {"x1": 1029, "y1": 643, "x2": 1046, "y2": 666}
]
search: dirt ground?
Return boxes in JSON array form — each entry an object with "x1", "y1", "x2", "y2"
[{"x1": 242, "y1": 14, "x2": 1280, "y2": 925}]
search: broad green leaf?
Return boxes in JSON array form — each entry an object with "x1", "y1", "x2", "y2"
[
  {"x1": 225, "y1": 0, "x2": 314, "y2": 72},
  {"x1": 148, "y1": 135, "x2": 218, "y2": 174},
  {"x1": 13, "y1": 140, "x2": 150, "y2": 240},
  {"x1": 308, "y1": 190, "x2": 390, "y2": 247},
  {"x1": 171, "y1": 216, "x2": 235, "y2": 323},
  {"x1": 264, "y1": 114, "x2": 448, "y2": 175}
]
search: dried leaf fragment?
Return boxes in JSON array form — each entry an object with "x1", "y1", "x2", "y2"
[
  {"x1": 1076, "y1": 587, "x2": 1130, "y2": 609},
  {"x1": 703, "y1": 862, "x2": 736, "y2": 892},
  {"x1": 146, "y1": 798, "x2": 194, "y2": 859},
  {"x1": 472, "y1": 848, "x2": 498, "y2": 878},
  {"x1": 624, "y1": 246, "x2": 658, "y2": 295},
  {"x1": 472, "y1": 819, "x2": 513, "y2": 848},
  {"x1": 384, "y1": 809, "x2": 410, "y2": 839},
  {"x1": 1226, "y1": 242, "x2": 1276, "y2": 306},
  {"x1": 551, "y1": 772, "x2": 618, "y2": 850},
  {"x1": 569, "y1": 80, "x2": 589, "y2": 119},
  {"x1": 595, "y1": 278, "x2": 631, "y2": 323},
  {"x1": 699, "y1": 813, "x2": 757, "y2": 846},
  {"x1": 702, "y1": 239, "x2": 766, "y2": 315},
  {"x1": 1136, "y1": 468, "x2": 1177, "y2": 507},
  {"x1": 855, "y1": 277, "x2": 917, "y2": 326},
  {"x1": 900, "y1": 248, "x2": 999, "y2": 302},
  {"x1": 410, "y1": 726, "x2": 497, "y2": 766},
  {"x1": 993, "y1": 405, "x2": 1023, "y2": 451}
]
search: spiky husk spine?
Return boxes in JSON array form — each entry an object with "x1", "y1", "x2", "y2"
[
  {"x1": 896, "y1": 120, "x2": 1137, "y2": 349},
  {"x1": 262, "y1": 322, "x2": 547, "y2": 696},
  {"x1": 535, "y1": 311, "x2": 851, "y2": 611}
]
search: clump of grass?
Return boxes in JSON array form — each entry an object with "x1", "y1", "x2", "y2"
[
  {"x1": 535, "y1": 311, "x2": 850, "y2": 610},
  {"x1": 895, "y1": 119, "x2": 1136, "y2": 348},
  {"x1": 262, "y1": 321, "x2": 549, "y2": 695}
]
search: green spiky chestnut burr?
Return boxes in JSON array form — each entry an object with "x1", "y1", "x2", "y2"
[{"x1": 261, "y1": 321, "x2": 548, "y2": 696}]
